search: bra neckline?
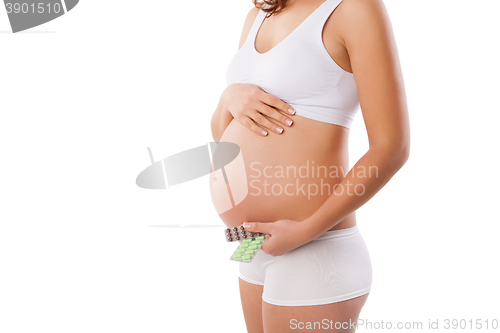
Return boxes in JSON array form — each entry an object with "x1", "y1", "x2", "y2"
[{"x1": 253, "y1": 0, "x2": 331, "y2": 55}]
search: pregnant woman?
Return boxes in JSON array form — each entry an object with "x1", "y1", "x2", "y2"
[{"x1": 210, "y1": 0, "x2": 409, "y2": 331}]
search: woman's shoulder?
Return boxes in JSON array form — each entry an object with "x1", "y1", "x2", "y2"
[
  {"x1": 238, "y1": 7, "x2": 261, "y2": 49},
  {"x1": 244, "y1": 6, "x2": 261, "y2": 26}
]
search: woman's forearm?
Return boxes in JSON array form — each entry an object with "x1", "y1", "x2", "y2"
[
  {"x1": 304, "y1": 144, "x2": 410, "y2": 240},
  {"x1": 211, "y1": 97, "x2": 234, "y2": 142},
  {"x1": 211, "y1": 101, "x2": 233, "y2": 142}
]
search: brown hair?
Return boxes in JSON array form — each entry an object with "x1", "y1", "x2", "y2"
[{"x1": 253, "y1": 0, "x2": 289, "y2": 18}]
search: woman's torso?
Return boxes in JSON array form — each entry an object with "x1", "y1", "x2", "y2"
[{"x1": 210, "y1": 0, "x2": 358, "y2": 231}]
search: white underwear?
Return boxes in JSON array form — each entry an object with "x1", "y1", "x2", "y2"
[{"x1": 238, "y1": 225, "x2": 372, "y2": 306}]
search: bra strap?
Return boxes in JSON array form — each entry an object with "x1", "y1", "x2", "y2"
[
  {"x1": 245, "y1": 8, "x2": 267, "y2": 48},
  {"x1": 310, "y1": 0, "x2": 344, "y2": 33}
]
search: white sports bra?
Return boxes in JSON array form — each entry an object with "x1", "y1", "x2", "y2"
[{"x1": 226, "y1": 0, "x2": 360, "y2": 129}]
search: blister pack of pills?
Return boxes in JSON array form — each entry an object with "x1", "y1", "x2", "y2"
[{"x1": 225, "y1": 226, "x2": 267, "y2": 263}]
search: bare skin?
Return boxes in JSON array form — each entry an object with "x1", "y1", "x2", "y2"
[
  {"x1": 210, "y1": 0, "x2": 358, "y2": 232},
  {"x1": 210, "y1": 0, "x2": 409, "y2": 331},
  {"x1": 240, "y1": 278, "x2": 369, "y2": 333}
]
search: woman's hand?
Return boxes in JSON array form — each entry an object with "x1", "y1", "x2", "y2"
[
  {"x1": 242, "y1": 219, "x2": 314, "y2": 256},
  {"x1": 220, "y1": 83, "x2": 296, "y2": 136}
]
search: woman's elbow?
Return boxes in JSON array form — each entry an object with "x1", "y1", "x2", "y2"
[
  {"x1": 210, "y1": 115, "x2": 221, "y2": 143},
  {"x1": 372, "y1": 140, "x2": 410, "y2": 172},
  {"x1": 393, "y1": 141, "x2": 410, "y2": 170}
]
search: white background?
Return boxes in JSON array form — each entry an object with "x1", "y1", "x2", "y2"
[{"x1": 0, "y1": 0, "x2": 499, "y2": 332}]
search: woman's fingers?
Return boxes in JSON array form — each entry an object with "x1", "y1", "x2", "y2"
[
  {"x1": 231, "y1": 85, "x2": 296, "y2": 137},
  {"x1": 257, "y1": 104, "x2": 294, "y2": 128},
  {"x1": 251, "y1": 110, "x2": 285, "y2": 134},
  {"x1": 260, "y1": 91, "x2": 296, "y2": 116},
  {"x1": 236, "y1": 114, "x2": 269, "y2": 137}
]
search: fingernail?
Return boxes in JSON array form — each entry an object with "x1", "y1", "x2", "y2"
[
  {"x1": 243, "y1": 223, "x2": 251, "y2": 228},
  {"x1": 288, "y1": 108, "x2": 296, "y2": 115},
  {"x1": 261, "y1": 130, "x2": 268, "y2": 136},
  {"x1": 276, "y1": 127, "x2": 284, "y2": 133},
  {"x1": 286, "y1": 119, "x2": 293, "y2": 126}
]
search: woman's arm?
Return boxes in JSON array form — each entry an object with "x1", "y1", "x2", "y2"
[
  {"x1": 211, "y1": 8, "x2": 296, "y2": 142},
  {"x1": 243, "y1": 0, "x2": 410, "y2": 255},
  {"x1": 305, "y1": 0, "x2": 410, "y2": 238},
  {"x1": 211, "y1": 8, "x2": 259, "y2": 142},
  {"x1": 211, "y1": 98, "x2": 233, "y2": 143}
]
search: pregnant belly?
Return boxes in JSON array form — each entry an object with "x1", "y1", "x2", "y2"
[{"x1": 209, "y1": 116, "x2": 350, "y2": 229}]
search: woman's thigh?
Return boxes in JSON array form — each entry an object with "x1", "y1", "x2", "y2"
[
  {"x1": 262, "y1": 294, "x2": 369, "y2": 333},
  {"x1": 238, "y1": 226, "x2": 371, "y2": 332},
  {"x1": 239, "y1": 278, "x2": 265, "y2": 333}
]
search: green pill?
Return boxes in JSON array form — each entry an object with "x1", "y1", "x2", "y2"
[
  {"x1": 242, "y1": 254, "x2": 251, "y2": 260},
  {"x1": 233, "y1": 253, "x2": 242, "y2": 259},
  {"x1": 257, "y1": 236, "x2": 265, "y2": 240},
  {"x1": 251, "y1": 240, "x2": 261, "y2": 245},
  {"x1": 240, "y1": 243, "x2": 249, "y2": 249},
  {"x1": 243, "y1": 239, "x2": 252, "y2": 243},
  {"x1": 236, "y1": 248, "x2": 245, "y2": 253},
  {"x1": 245, "y1": 249, "x2": 255, "y2": 255},
  {"x1": 249, "y1": 244, "x2": 258, "y2": 250}
]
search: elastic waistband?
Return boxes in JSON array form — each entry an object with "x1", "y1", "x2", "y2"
[{"x1": 314, "y1": 225, "x2": 359, "y2": 241}]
